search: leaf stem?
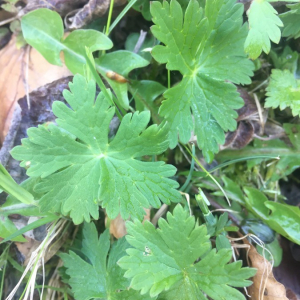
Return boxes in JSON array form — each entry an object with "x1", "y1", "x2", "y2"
[
  {"x1": 108, "y1": 0, "x2": 138, "y2": 34},
  {"x1": 183, "y1": 143, "x2": 230, "y2": 206},
  {"x1": 85, "y1": 54, "x2": 123, "y2": 120},
  {"x1": 0, "y1": 246, "x2": 9, "y2": 300},
  {"x1": 106, "y1": 0, "x2": 115, "y2": 36},
  {"x1": 167, "y1": 69, "x2": 171, "y2": 89},
  {"x1": 180, "y1": 144, "x2": 195, "y2": 191}
]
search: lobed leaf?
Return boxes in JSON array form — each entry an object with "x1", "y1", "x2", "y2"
[
  {"x1": 119, "y1": 204, "x2": 256, "y2": 299},
  {"x1": 61, "y1": 223, "x2": 152, "y2": 300},
  {"x1": 150, "y1": 0, "x2": 253, "y2": 161},
  {"x1": 265, "y1": 69, "x2": 300, "y2": 117},
  {"x1": 280, "y1": 3, "x2": 300, "y2": 39},
  {"x1": 244, "y1": 0, "x2": 283, "y2": 59},
  {"x1": 11, "y1": 75, "x2": 181, "y2": 224}
]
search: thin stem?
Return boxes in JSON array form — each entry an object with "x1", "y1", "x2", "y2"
[
  {"x1": 180, "y1": 144, "x2": 195, "y2": 192},
  {"x1": 0, "y1": 246, "x2": 9, "y2": 300},
  {"x1": 85, "y1": 54, "x2": 123, "y2": 120},
  {"x1": 0, "y1": 16, "x2": 18, "y2": 27},
  {"x1": 167, "y1": 69, "x2": 171, "y2": 89},
  {"x1": 108, "y1": 0, "x2": 138, "y2": 34},
  {"x1": 106, "y1": 0, "x2": 115, "y2": 35},
  {"x1": 18, "y1": 219, "x2": 59, "y2": 300},
  {"x1": 183, "y1": 143, "x2": 230, "y2": 206}
]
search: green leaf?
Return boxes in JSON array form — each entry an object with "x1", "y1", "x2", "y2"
[
  {"x1": 217, "y1": 124, "x2": 300, "y2": 181},
  {"x1": 130, "y1": 80, "x2": 166, "y2": 122},
  {"x1": 265, "y1": 69, "x2": 300, "y2": 117},
  {"x1": 256, "y1": 237, "x2": 283, "y2": 267},
  {"x1": 0, "y1": 214, "x2": 58, "y2": 244},
  {"x1": 151, "y1": 0, "x2": 253, "y2": 161},
  {"x1": 21, "y1": 9, "x2": 151, "y2": 111},
  {"x1": 281, "y1": 3, "x2": 300, "y2": 39},
  {"x1": 269, "y1": 46, "x2": 299, "y2": 74},
  {"x1": 21, "y1": 8, "x2": 113, "y2": 74},
  {"x1": 11, "y1": 75, "x2": 181, "y2": 224},
  {"x1": 130, "y1": 0, "x2": 205, "y2": 21},
  {"x1": 119, "y1": 204, "x2": 256, "y2": 299},
  {"x1": 244, "y1": 187, "x2": 300, "y2": 245},
  {"x1": 0, "y1": 163, "x2": 35, "y2": 205},
  {"x1": 0, "y1": 215, "x2": 27, "y2": 242},
  {"x1": 61, "y1": 223, "x2": 151, "y2": 300},
  {"x1": 96, "y1": 51, "x2": 149, "y2": 109},
  {"x1": 244, "y1": 0, "x2": 283, "y2": 60},
  {"x1": 125, "y1": 33, "x2": 156, "y2": 62}
]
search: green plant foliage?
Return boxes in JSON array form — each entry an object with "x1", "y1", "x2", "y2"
[
  {"x1": 125, "y1": 32, "x2": 155, "y2": 62},
  {"x1": 256, "y1": 237, "x2": 283, "y2": 267},
  {"x1": 150, "y1": 0, "x2": 253, "y2": 161},
  {"x1": 0, "y1": 163, "x2": 35, "y2": 205},
  {"x1": 244, "y1": 187, "x2": 300, "y2": 245},
  {"x1": 61, "y1": 223, "x2": 152, "y2": 300},
  {"x1": 11, "y1": 75, "x2": 181, "y2": 224},
  {"x1": 130, "y1": 80, "x2": 166, "y2": 122},
  {"x1": 96, "y1": 51, "x2": 149, "y2": 109},
  {"x1": 244, "y1": 0, "x2": 283, "y2": 59},
  {"x1": 216, "y1": 124, "x2": 300, "y2": 181},
  {"x1": 265, "y1": 69, "x2": 300, "y2": 116},
  {"x1": 281, "y1": 3, "x2": 300, "y2": 39},
  {"x1": 269, "y1": 46, "x2": 299, "y2": 74},
  {"x1": 21, "y1": 9, "x2": 113, "y2": 74},
  {"x1": 119, "y1": 204, "x2": 256, "y2": 300},
  {"x1": 130, "y1": 0, "x2": 205, "y2": 21},
  {"x1": 0, "y1": 216, "x2": 27, "y2": 242},
  {"x1": 21, "y1": 9, "x2": 151, "y2": 110}
]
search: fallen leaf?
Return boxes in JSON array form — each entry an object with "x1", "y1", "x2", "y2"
[
  {"x1": 248, "y1": 244, "x2": 288, "y2": 300},
  {"x1": 0, "y1": 35, "x2": 71, "y2": 143}
]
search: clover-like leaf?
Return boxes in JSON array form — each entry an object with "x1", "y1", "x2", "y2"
[
  {"x1": 61, "y1": 223, "x2": 153, "y2": 300},
  {"x1": 265, "y1": 69, "x2": 300, "y2": 117},
  {"x1": 151, "y1": 0, "x2": 253, "y2": 161},
  {"x1": 244, "y1": 0, "x2": 283, "y2": 59},
  {"x1": 11, "y1": 75, "x2": 181, "y2": 224},
  {"x1": 119, "y1": 204, "x2": 256, "y2": 299}
]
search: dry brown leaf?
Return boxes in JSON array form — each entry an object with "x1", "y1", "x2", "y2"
[
  {"x1": 0, "y1": 35, "x2": 71, "y2": 143},
  {"x1": 248, "y1": 244, "x2": 288, "y2": 300},
  {"x1": 14, "y1": 237, "x2": 41, "y2": 265},
  {"x1": 107, "y1": 209, "x2": 150, "y2": 239}
]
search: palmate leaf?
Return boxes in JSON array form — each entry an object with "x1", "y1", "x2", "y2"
[
  {"x1": 61, "y1": 223, "x2": 153, "y2": 300},
  {"x1": 244, "y1": 0, "x2": 283, "y2": 60},
  {"x1": 265, "y1": 69, "x2": 300, "y2": 117},
  {"x1": 119, "y1": 204, "x2": 256, "y2": 300},
  {"x1": 150, "y1": 0, "x2": 253, "y2": 161},
  {"x1": 11, "y1": 75, "x2": 181, "y2": 224}
]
